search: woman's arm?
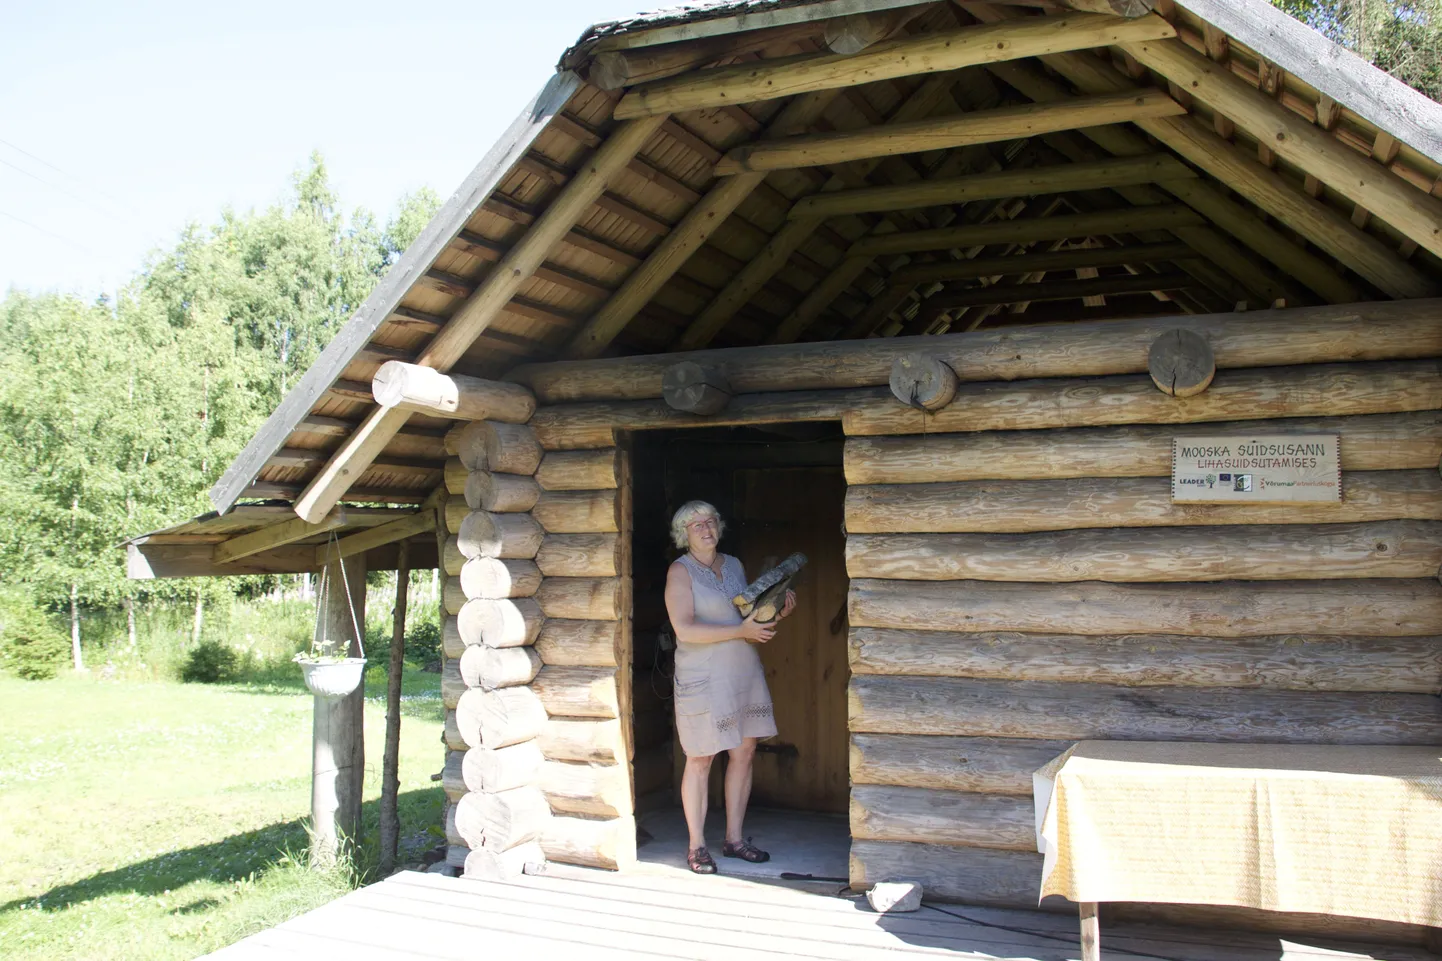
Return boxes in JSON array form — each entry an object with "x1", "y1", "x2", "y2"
[{"x1": 665, "y1": 561, "x2": 775, "y2": 644}]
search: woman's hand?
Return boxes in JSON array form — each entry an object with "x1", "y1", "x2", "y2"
[
  {"x1": 739, "y1": 612, "x2": 777, "y2": 644},
  {"x1": 778, "y1": 590, "x2": 797, "y2": 620}
]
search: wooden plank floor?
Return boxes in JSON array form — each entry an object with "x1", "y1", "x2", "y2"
[{"x1": 205, "y1": 868, "x2": 1437, "y2": 960}]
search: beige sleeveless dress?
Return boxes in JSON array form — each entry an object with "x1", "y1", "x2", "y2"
[{"x1": 672, "y1": 553, "x2": 777, "y2": 757}]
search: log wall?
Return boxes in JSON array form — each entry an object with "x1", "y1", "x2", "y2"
[
  {"x1": 508, "y1": 307, "x2": 1442, "y2": 938},
  {"x1": 839, "y1": 323, "x2": 1442, "y2": 927}
]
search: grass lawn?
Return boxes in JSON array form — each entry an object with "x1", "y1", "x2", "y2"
[{"x1": 0, "y1": 668, "x2": 446, "y2": 960}]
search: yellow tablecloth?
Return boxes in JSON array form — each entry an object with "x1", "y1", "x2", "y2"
[{"x1": 1033, "y1": 741, "x2": 1442, "y2": 927}]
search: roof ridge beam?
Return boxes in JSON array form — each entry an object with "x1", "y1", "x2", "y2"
[
  {"x1": 290, "y1": 113, "x2": 669, "y2": 523},
  {"x1": 613, "y1": 12, "x2": 1178, "y2": 119}
]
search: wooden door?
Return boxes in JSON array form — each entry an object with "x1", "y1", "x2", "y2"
[{"x1": 732, "y1": 467, "x2": 850, "y2": 813}]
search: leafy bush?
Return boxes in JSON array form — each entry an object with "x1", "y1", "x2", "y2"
[
  {"x1": 180, "y1": 639, "x2": 243, "y2": 683},
  {"x1": 405, "y1": 621, "x2": 441, "y2": 667},
  {"x1": 0, "y1": 600, "x2": 69, "y2": 680}
]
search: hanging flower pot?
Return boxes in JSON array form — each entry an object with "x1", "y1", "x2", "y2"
[{"x1": 296, "y1": 656, "x2": 368, "y2": 699}]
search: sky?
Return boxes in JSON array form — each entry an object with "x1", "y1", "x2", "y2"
[{"x1": 0, "y1": 0, "x2": 650, "y2": 297}]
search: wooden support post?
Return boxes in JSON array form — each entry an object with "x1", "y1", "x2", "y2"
[
  {"x1": 379, "y1": 541, "x2": 409, "y2": 876},
  {"x1": 1080, "y1": 901, "x2": 1101, "y2": 961},
  {"x1": 311, "y1": 553, "x2": 367, "y2": 867}
]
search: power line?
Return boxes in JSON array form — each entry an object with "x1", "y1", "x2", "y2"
[
  {"x1": 0, "y1": 136, "x2": 148, "y2": 220},
  {"x1": 0, "y1": 155, "x2": 139, "y2": 230},
  {"x1": 0, "y1": 209, "x2": 104, "y2": 257}
]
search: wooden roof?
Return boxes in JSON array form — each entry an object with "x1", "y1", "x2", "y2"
[{"x1": 206, "y1": 0, "x2": 1442, "y2": 522}]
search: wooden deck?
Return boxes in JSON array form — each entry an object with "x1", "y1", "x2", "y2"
[{"x1": 205, "y1": 866, "x2": 1438, "y2": 960}]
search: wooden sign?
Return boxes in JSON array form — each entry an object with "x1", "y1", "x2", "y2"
[{"x1": 1172, "y1": 434, "x2": 1341, "y2": 504}]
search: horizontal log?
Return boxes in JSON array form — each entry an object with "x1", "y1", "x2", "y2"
[
  {"x1": 463, "y1": 741, "x2": 544, "y2": 794},
  {"x1": 843, "y1": 470, "x2": 1442, "y2": 534},
  {"x1": 535, "y1": 577, "x2": 624, "y2": 620},
  {"x1": 540, "y1": 759, "x2": 632, "y2": 817},
  {"x1": 717, "y1": 91, "x2": 1185, "y2": 174},
  {"x1": 850, "y1": 734, "x2": 1069, "y2": 795},
  {"x1": 508, "y1": 300, "x2": 1442, "y2": 403},
  {"x1": 441, "y1": 748, "x2": 465, "y2": 802},
  {"x1": 459, "y1": 644, "x2": 542, "y2": 690},
  {"x1": 535, "y1": 619, "x2": 622, "y2": 667},
  {"x1": 443, "y1": 577, "x2": 467, "y2": 616},
  {"x1": 849, "y1": 577, "x2": 1442, "y2": 637},
  {"x1": 441, "y1": 657, "x2": 463, "y2": 709},
  {"x1": 851, "y1": 205, "x2": 1204, "y2": 258},
  {"x1": 461, "y1": 557, "x2": 542, "y2": 600},
  {"x1": 442, "y1": 616, "x2": 463, "y2": 659},
  {"x1": 532, "y1": 422, "x2": 616, "y2": 451},
  {"x1": 845, "y1": 521, "x2": 1442, "y2": 582},
  {"x1": 456, "y1": 685, "x2": 548, "y2": 750},
  {"x1": 538, "y1": 717, "x2": 628, "y2": 764},
  {"x1": 446, "y1": 421, "x2": 543, "y2": 473},
  {"x1": 536, "y1": 534, "x2": 622, "y2": 578},
  {"x1": 924, "y1": 270, "x2": 1194, "y2": 310},
  {"x1": 465, "y1": 471, "x2": 541, "y2": 513},
  {"x1": 541, "y1": 814, "x2": 637, "y2": 870},
  {"x1": 464, "y1": 840, "x2": 544, "y2": 881},
  {"x1": 536, "y1": 449, "x2": 620, "y2": 491},
  {"x1": 457, "y1": 597, "x2": 545, "y2": 648},
  {"x1": 372, "y1": 362, "x2": 536, "y2": 422},
  {"x1": 457, "y1": 511, "x2": 544, "y2": 560},
  {"x1": 472, "y1": 785, "x2": 551, "y2": 852},
  {"x1": 613, "y1": 13, "x2": 1177, "y2": 119},
  {"x1": 532, "y1": 490, "x2": 621, "y2": 534},
  {"x1": 444, "y1": 709, "x2": 466, "y2": 750},
  {"x1": 445, "y1": 801, "x2": 463, "y2": 848},
  {"x1": 531, "y1": 390, "x2": 873, "y2": 442},
  {"x1": 444, "y1": 501, "x2": 468, "y2": 534},
  {"x1": 533, "y1": 666, "x2": 621, "y2": 719},
  {"x1": 887, "y1": 241, "x2": 1195, "y2": 287},
  {"x1": 444, "y1": 458, "x2": 466, "y2": 496},
  {"x1": 849, "y1": 627, "x2": 1442, "y2": 693},
  {"x1": 842, "y1": 360, "x2": 1442, "y2": 437},
  {"x1": 843, "y1": 411, "x2": 1442, "y2": 484},
  {"x1": 443, "y1": 537, "x2": 465, "y2": 575},
  {"x1": 851, "y1": 784, "x2": 1036, "y2": 851},
  {"x1": 849, "y1": 674, "x2": 1442, "y2": 743},
  {"x1": 850, "y1": 840, "x2": 1054, "y2": 911}
]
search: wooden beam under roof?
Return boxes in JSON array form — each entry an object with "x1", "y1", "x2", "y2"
[
  {"x1": 790, "y1": 154, "x2": 1196, "y2": 219},
  {"x1": 319, "y1": 510, "x2": 436, "y2": 564},
  {"x1": 889, "y1": 241, "x2": 1197, "y2": 285},
  {"x1": 923, "y1": 269, "x2": 1195, "y2": 309},
  {"x1": 668, "y1": 73, "x2": 960, "y2": 353},
  {"x1": 1120, "y1": 37, "x2": 1442, "y2": 260},
  {"x1": 714, "y1": 91, "x2": 1186, "y2": 174},
  {"x1": 213, "y1": 509, "x2": 349, "y2": 565},
  {"x1": 562, "y1": 91, "x2": 839, "y2": 361},
  {"x1": 848, "y1": 205, "x2": 1206, "y2": 257},
  {"x1": 613, "y1": 13, "x2": 1178, "y2": 118},
  {"x1": 291, "y1": 114, "x2": 670, "y2": 523},
  {"x1": 985, "y1": 45, "x2": 1435, "y2": 299}
]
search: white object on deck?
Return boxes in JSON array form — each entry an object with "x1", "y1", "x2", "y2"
[{"x1": 866, "y1": 880, "x2": 922, "y2": 913}]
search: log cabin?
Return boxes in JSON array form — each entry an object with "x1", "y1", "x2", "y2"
[{"x1": 127, "y1": 0, "x2": 1442, "y2": 949}]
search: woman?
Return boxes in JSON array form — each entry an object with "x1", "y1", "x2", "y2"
[{"x1": 664, "y1": 500, "x2": 795, "y2": 874}]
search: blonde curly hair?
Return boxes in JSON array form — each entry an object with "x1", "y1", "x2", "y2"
[{"x1": 670, "y1": 500, "x2": 725, "y2": 549}]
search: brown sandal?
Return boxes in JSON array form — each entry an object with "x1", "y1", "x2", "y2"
[
  {"x1": 687, "y1": 846, "x2": 717, "y2": 874},
  {"x1": 722, "y1": 837, "x2": 770, "y2": 863}
]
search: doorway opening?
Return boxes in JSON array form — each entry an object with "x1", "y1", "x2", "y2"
[{"x1": 627, "y1": 422, "x2": 851, "y2": 882}]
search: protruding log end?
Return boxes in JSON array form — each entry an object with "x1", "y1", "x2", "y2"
[
  {"x1": 1148, "y1": 329, "x2": 1216, "y2": 397},
  {"x1": 889, "y1": 352, "x2": 959, "y2": 412},
  {"x1": 663, "y1": 361, "x2": 732, "y2": 415}
]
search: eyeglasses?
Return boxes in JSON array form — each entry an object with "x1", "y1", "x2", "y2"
[{"x1": 685, "y1": 518, "x2": 719, "y2": 532}]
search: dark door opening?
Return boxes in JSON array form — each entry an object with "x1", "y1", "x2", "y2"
[{"x1": 627, "y1": 422, "x2": 851, "y2": 877}]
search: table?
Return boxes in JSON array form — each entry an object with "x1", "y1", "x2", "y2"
[{"x1": 1032, "y1": 741, "x2": 1442, "y2": 959}]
